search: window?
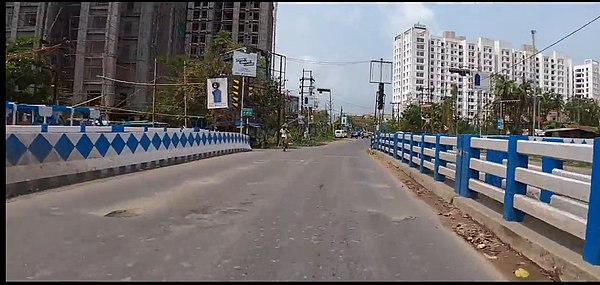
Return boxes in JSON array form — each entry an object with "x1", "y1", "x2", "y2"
[
  {"x1": 85, "y1": 40, "x2": 105, "y2": 53},
  {"x1": 416, "y1": 72, "x2": 424, "y2": 77},
  {"x1": 417, "y1": 58, "x2": 424, "y2": 63},
  {"x1": 417, "y1": 51, "x2": 424, "y2": 56},
  {"x1": 192, "y1": 23, "x2": 199, "y2": 30},
  {"x1": 416, "y1": 65, "x2": 424, "y2": 70},
  {"x1": 193, "y1": 11, "x2": 200, "y2": 19},
  {"x1": 417, "y1": 44, "x2": 424, "y2": 50},
  {"x1": 89, "y1": 15, "x2": 107, "y2": 29},
  {"x1": 416, "y1": 79, "x2": 424, "y2": 85},
  {"x1": 417, "y1": 38, "x2": 424, "y2": 43},
  {"x1": 23, "y1": 13, "x2": 37, "y2": 27}
]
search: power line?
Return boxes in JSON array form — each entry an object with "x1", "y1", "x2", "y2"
[
  {"x1": 480, "y1": 14, "x2": 600, "y2": 83},
  {"x1": 287, "y1": 57, "x2": 371, "y2": 66},
  {"x1": 333, "y1": 97, "x2": 373, "y2": 110}
]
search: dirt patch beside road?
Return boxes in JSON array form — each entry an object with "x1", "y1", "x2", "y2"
[{"x1": 370, "y1": 151, "x2": 559, "y2": 282}]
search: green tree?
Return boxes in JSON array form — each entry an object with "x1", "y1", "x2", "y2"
[
  {"x1": 6, "y1": 37, "x2": 53, "y2": 104},
  {"x1": 486, "y1": 75, "x2": 536, "y2": 134},
  {"x1": 151, "y1": 31, "x2": 243, "y2": 127},
  {"x1": 398, "y1": 104, "x2": 423, "y2": 132},
  {"x1": 564, "y1": 97, "x2": 600, "y2": 127}
]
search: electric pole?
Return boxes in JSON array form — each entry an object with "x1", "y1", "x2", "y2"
[
  {"x1": 300, "y1": 70, "x2": 314, "y2": 138},
  {"x1": 531, "y1": 29, "x2": 538, "y2": 134}
]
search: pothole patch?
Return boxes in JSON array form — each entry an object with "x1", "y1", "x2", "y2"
[{"x1": 104, "y1": 208, "x2": 142, "y2": 218}]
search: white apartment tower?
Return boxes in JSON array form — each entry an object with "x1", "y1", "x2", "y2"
[
  {"x1": 573, "y1": 59, "x2": 600, "y2": 101},
  {"x1": 392, "y1": 24, "x2": 573, "y2": 121}
]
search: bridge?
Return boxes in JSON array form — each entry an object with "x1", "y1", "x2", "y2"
[
  {"x1": 374, "y1": 132, "x2": 599, "y2": 273},
  {"x1": 5, "y1": 125, "x2": 599, "y2": 281}
]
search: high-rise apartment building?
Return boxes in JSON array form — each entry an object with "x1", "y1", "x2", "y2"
[
  {"x1": 185, "y1": 2, "x2": 275, "y2": 58},
  {"x1": 573, "y1": 59, "x2": 600, "y2": 101},
  {"x1": 392, "y1": 24, "x2": 574, "y2": 121},
  {"x1": 6, "y1": 2, "x2": 188, "y2": 114}
]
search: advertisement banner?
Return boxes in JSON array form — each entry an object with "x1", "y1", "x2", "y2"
[
  {"x1": 207, "y1": 78, "x2": 229, "y2": 109},
  {"x1": 232, "y1": 51, "x2": 258, "y2": 77}
]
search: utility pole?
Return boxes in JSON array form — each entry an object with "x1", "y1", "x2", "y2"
[
  {"x1": 328, "y1": 91, "x2": 333, "y2": 133},
  {"x1": 183, "y1": 61, "x2": 188, "y2": 128},
  {"x1": 299, "y1": 69, "x2": 305, "y2": 134},
  {"x1": 531, "y1": 29, "x2": 538, "y2": 134},
  {"x1": 152, "y1": 57, "x2": 157, "y2": 124},
  {"x1": 340, "y1": 105, "x2": 343, "y2": 129},
  {"x1": 240, "y1": 76, "x2": 245, "y2": 134},
  {"x1": 300, "y1": 70, "x2": 314, "y2": 138}
]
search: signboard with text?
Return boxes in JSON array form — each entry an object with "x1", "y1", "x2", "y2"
[{"x1": 232, "y1": 51, "x2": 258, "y2": 77}]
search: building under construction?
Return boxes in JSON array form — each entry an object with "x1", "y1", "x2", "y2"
[
  {"x1": 185, "y1": 2, "x2": 276, "y2": 58},
  {"x1": 6, "y1": 2, "x2": 188, "y2": 120}
]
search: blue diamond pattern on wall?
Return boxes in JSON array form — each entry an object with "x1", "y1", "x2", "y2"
[
  {"x1": 28, "y1": 134, "x2": 53, "y2": 163},
  {"x1": 55, "y1": 134, "x2": 75, "y2": 161},
  {"x1": 152, "y1": 133, "x2": 162, "y2": 150},
  {"x1": 111, "y1": 134, "x2": 126, "y2": 155},
  {"x1": 95, "y1": 134, "x2": 111, "y2": 157},
  {"x1": 201, "y1": 133, "x2": 207, "y2": 145},
  {"x1": 126, "y1": 134, "x2": 138, "y2": 153},
  {"x1": 172, "y1": 133, "x2": 180, "y2": 148},
  {"x1": 195, "y1": 133, "x2": 201, "y2": 146},
  {"x1": 76, "y1": 134, "x2": 94, "y2": 159},
  {"x1": 6, "y1": 134, "x2": 28, "y2": 165},
  {"x1": 188, "y1": 133, "x2": 195, "y2": 147},
  {"x1": 180, "y1": 133, "x2": 188, "y2": 147},
  {"x1": 207, "y1": 133, "x2": 213, "y2": 145},
  {"x1": 162, "y1": 134, "x2": 171, "y2": 149},
  {"x1": 140, "y1": 134, "x2": 151, "y2": 151}
]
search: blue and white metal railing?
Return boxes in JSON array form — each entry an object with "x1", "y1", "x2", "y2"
[{"x1": 372, "y1": 131, "x2": 600, "y2": 266}]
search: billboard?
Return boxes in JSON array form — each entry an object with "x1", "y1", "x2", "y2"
[
  {"x1": 474, "y1": 72, "x2": 491, "y2": 91},
  {"x1": 207, "y1": 78, "x2": 229, "y2": 109},
  {"x1": 232, "y1": 51, "x2": 258, "y2": 77}
]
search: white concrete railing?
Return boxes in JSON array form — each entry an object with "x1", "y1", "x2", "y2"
[{"x1": 372, "y1": 132, "x2": 600, "y2": 266}]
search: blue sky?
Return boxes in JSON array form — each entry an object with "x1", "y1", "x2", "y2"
[{"x1": 275, "y1": 3, "x2": 600, "y2": 115}]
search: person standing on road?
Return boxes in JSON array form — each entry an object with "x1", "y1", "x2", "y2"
[{"x1": 280, "y1": 123, "x2": 289, "y2": 152}]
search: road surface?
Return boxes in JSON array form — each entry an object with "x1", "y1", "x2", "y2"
[{"x1": 6, "y1": 139, "x2": 505, "y2": 281}]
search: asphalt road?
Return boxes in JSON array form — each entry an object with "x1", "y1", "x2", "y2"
[{"x1": 6, "y1": 139, "x2": 505, "y2": 281}]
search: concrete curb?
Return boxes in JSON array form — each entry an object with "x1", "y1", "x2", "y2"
[
  {"x1": 6, "y1": 148, "x2": 252, "y2": 200},
  {"x1": 376, "y1": 151, "x2": 600, "y2": 281}
]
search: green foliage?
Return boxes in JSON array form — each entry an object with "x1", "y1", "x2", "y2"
[
  {"x1": 398, "y1": 104, "x2": 423, "y2": 132},
  {"x1": 152, "y1": 31, "x2": 286, "y2": 143},
  {"x1": 6, "y1": 37, "x2": 53, "y2": 104},
  {"x1": 564, "y1": 97, "x2": 600, "y2": 127}
]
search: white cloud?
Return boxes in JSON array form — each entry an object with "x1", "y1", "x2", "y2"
[
  {"x1": 275, "y1": 3, "x2": 439, "y2": 115},
  {"x1": 378, "y1": 3, "x2": 439, "y2": 40}
]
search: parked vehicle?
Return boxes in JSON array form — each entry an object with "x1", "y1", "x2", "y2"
[{"x1": 334, "y1": 129, "x2": 347, "y2": 138}]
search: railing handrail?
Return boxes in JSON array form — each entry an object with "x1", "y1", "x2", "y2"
[{"x1": 371, "y1": 131, "x2": 599, "y2": 266}]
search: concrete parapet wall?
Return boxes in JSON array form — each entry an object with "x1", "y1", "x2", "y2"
[{"x1": 6, "y1": 128, "x2": 251, "y2": 198}]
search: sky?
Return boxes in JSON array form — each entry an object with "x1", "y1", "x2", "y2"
[{"x1": 274, "y1": 2, "x2": 600, "y2": 116}]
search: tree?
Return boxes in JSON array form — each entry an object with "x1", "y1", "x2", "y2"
[
  {"x1": 6, "y1": 37, "x2": 53, "y2": 104},
  {"x1": 487, "y1": 75, "x2": 536, "y2": 134},
  {"x1": 151, "y1": 31, "x2": 243, "y2": 127},
  {"x1": 539, "y1": 91, "x2": 564, "y2": 122},
  {"x1": 398, "y1": 104, "x2": 423, "y2": 132},
  {"x1": 564, "y1": 97, "x2": 600, "y2": 127}
]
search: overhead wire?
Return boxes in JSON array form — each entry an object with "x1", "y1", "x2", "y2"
[{"x1": 478, "y1": 14, "x2": 600, "y2": 83}]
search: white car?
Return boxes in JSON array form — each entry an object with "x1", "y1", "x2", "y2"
[{"x1": 334, "y1": 129, "x2": 347, "y2": 138}]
